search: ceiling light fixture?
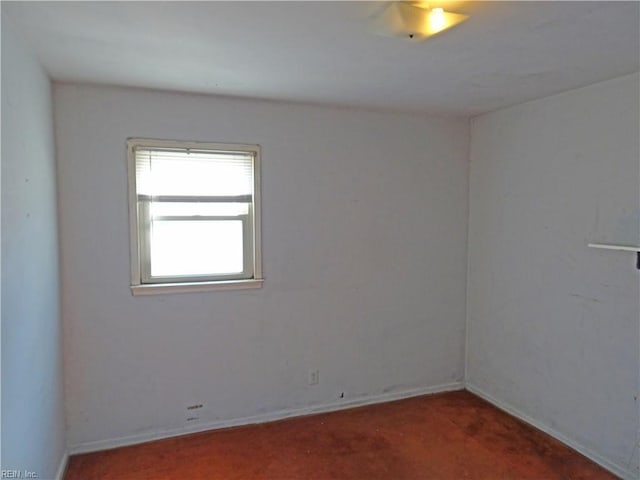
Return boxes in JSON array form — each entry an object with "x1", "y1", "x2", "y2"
[{"x1": 369, "y1": 2, "x2": 469, "y2": 41}]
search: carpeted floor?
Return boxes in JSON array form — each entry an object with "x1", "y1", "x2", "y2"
[{"x1": 65, "y1": 390, "x2": 615, "y2": 479}]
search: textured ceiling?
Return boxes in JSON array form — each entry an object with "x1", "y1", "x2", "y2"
[{"x1": 3, "y1": 1, "x2": 639, "y2": 115}]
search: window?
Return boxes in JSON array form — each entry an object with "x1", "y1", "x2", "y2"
[{"x1": 127, "y1": 139, "x2": 262, "y2": 295}]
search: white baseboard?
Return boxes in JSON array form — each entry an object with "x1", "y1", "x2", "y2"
[
  {"x1": 68, "y1": 381, "x2": 464, "y2": 455},
  {"x1": 54, "y1": 450, "x2": 68, "y2": 480},
  {"x1": 466, "y1": 383, "x2": 636, "y2": 480}
]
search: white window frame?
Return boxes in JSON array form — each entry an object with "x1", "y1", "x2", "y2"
[{"x1": 127, "y1": 138, "x2": 263, "y2": 295}]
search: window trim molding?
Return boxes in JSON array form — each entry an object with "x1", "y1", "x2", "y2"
[
  {"x1": 126, "y1": 138, "x2": 263, "y2": 294},
  {"x1": 130, "y1": 279, "x2": 264, "y2": 296}
]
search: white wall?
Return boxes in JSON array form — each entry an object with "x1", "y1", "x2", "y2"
[
  {"x1": 467, "y1": 73, "x2": 640, "y2": 479},
  {"x1": 54, "y1": 84, "x2": 469, "y2": 450},
  {"x1": 1, "y1": 15, "x2": 66, "y2": 480}
]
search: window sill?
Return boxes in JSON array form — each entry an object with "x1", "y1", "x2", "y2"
[{"x1": 131, "y1": 278, "x2": 264, "y2": 296}]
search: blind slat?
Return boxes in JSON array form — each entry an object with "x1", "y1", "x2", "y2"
[{"x1": 138, "y1": 194, "x2": 252, "y2": 203}]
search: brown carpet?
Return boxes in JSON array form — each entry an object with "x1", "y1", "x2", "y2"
[{"x1": 65, "y1": 390, "x2": 615, "y2": 479}]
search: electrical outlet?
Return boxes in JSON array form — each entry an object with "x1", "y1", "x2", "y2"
[{"x1": 308, "y1": 369, "x2": 319, "y2": 385}]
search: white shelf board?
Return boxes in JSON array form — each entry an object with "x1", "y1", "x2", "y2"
[{"x1": 587, "y1": 243, "x2": 640, "y2": 252}]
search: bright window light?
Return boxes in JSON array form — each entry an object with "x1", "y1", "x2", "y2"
[{"x1": 150, "y1": 220, "x2": 244, "y2": 277}]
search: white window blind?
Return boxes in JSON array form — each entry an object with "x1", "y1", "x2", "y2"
[{"x1": 135, "y1": 148, "x2": 254, "y2": 200}]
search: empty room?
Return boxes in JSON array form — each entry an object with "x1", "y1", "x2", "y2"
[{"x1": 2, "y1": 1, "x2": 638, "y2": 479}]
